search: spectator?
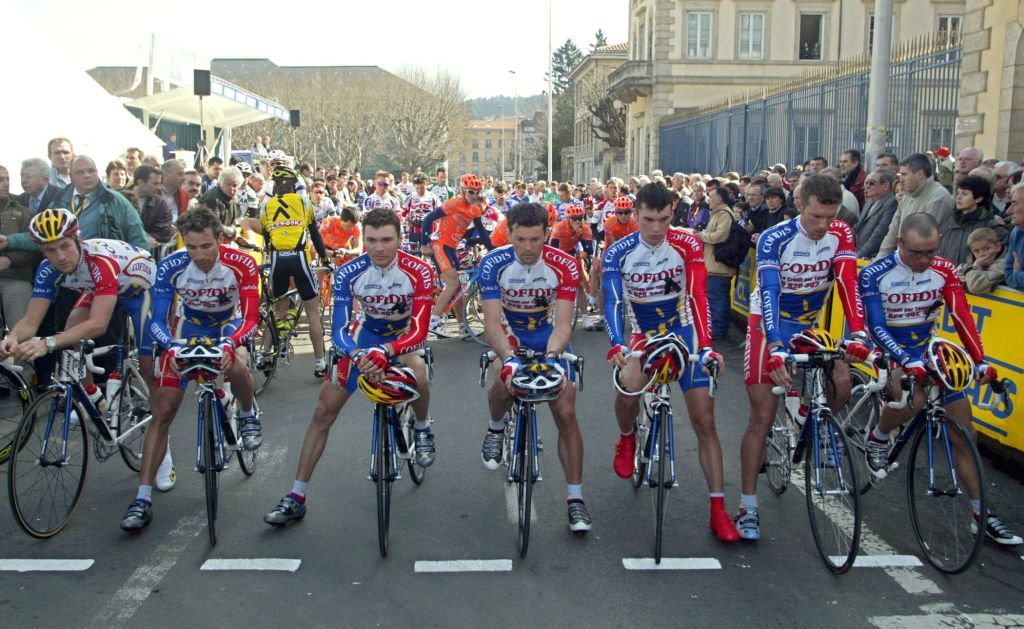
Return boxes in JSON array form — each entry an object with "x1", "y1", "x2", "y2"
[
  {"x1": 162, "y1": 134, "x2": 179, "y2": 160},
  {"x1": 751, "y1": 186, "x2": 788, "y2": 240},
  {"x1": 124, "y1": 147, "x2": 144, "y2": 179},
  {"x1": 701, "y1": 186, "x2": 739, "y2": 341},
  {"x1": 182, "y1": 170, "x2": 202, "y2": 206},
  {"x1": 807, "y1": 156, "x2": 828, "y2": 172},
  {"x1": 142, "y1": 154, "x2": 162, "y2": 168},
  {"x1": 745, "y1": 183, "x2": 768, "y2": 231},
  {"x1": 937, "y1": 175, "x2": 1007, "y2": 266},
  {"x1": 821, "y1": 167, "x2": 860, "y2": 226},
  {"x1": 239, "y1": 172, "x2": 264, "y2": 219},
  {"x1": 1005, "y1": 185, "x2": 1024, "y2": 290},
  {"x1": 132, "y1": 165, "x2": 177, "y2": 249},
  {"x1": 875, "y1": 152, "x2": 899, "y2": 172},
  {"x1": 105, "y1": 159, "x2": 128, "y2": 190},
  {"x1": 252, "y1": 134, "x2": 267, "y2": 157},
  {"x1": 955, "y1": 146, "x2": 983, "y2": 187},
  {"x1": 160, "y1": 159, "x2": 189, "y2": 222},
  {"x1": 877, "y1": 153, "x2": 955, "y2": 256},
  {"x1": 200, "y1": 156, "x2": 224, "y2": 194},
  {"x1": 991, "y1": 161, "x2": 1018, "y2": 214},
  {"x1": 0, "y1": 165, "x2": 41, "y2": 332},
  {"x1": 855, "y1": 170, "x2": 899, "y2": 259},
  {"x1": 933, "y1": 146, "x2": 954, "y2": 190},
  {"x1": 685, "y1": 181, "x2": 710, "y2": 230},
  {"x1": 956, "y1": 227, "x2": 1007, "y2": 294},
  {"x1": 47, "y1": 137, "x2": 74, "y2": 188},
  {"x1": 199, "y1": 165, "x2": 242, "y2": 228},
  {"x1": 839, "y1": 149, "x2": 867, "y2": 207},
  {"x1": 17, "y1": 158, "x2": 63, "y2": 214}
]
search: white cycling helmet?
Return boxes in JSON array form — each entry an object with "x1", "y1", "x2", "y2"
[
  {"x1": 510, "y1": 362, "x2": 565, "y2": 402},
  {"x1": 268, "y1": 149, "x2": 288, "y2": 164}
]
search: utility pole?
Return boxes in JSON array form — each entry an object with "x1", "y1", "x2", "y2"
[
  {"x1": 547, "y1": 0, "x2": 553, "y2": 181},
  {"x1": 509, "y1": 69, "x2": 519, "y2": 182},
  {"x1": 865, "y1": 0, "x2": 894, "y2": 166},
  {"x1": 500, "y1": 104, "x2": 506, "y2": 180}
]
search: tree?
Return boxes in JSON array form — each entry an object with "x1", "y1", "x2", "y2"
[
  {"x1": 551, "y1": 39, "x2": 583, "y2": 95},
  {"x1": 575, "y1": 72, "x2": 626, "y2": 148},
  {"x1": 590, "y1": 29, "x2": 608, "y2": 52}
]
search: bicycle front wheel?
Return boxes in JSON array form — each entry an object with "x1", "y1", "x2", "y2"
[
  {"x1": 116, "y1": 370, "x2": 151, "y2": 472},
  {"x1": 631, "y1": 418, "x2": 648, "y2": 490},
  {"x1": 376, "y1": 405, "x2": 392, "y2": 557},
  {"x1": 765, "y1": 404, "x2": 792, "y2": 495},
  {"x1": 460, "y1": 282, "x2": 487, "y2": 346},
  {"x1": 516, "y1": 406, "x2": 534, "y2": 559},
  {"x1": 907, "y1": 417, "x2": 986, "y2": 573},
  {"x1": 235, "y1": 403, "x2": 258, "y2": 477},
  {"x1": 251, "y1": 310, "x2": 279, "y2": 397},
  {"x1": 840, "y1": 368, "x2": 879, "y2": 496},
  {"x1": 201, "y1": 394, "x2": 219, "y2": 546},
  {"x1": 8, "y1": 389, "x2": 89, "y2": 539},
  {"x1": 0, "y1": 367, "x2": 32, "y2": 465},
  {"x1": 804, "y1": 412, "x2": 861, "y2": 573},
  {"x1": 401, "y1": 407, "x2": 425, "y2": 485},
  {"x1": 653, "y1": 407, "x2": 670, "y2": 564}
]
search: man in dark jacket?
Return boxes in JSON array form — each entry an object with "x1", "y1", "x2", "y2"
[
  {"x1": 17, "y1": 158, "x2": 64, "y2": 214},
  {"x1": 133, "y1": 165, "x2": 177, "y2": 248},
  {"x1": 855, "y1": 170, "x2": 899, "y2": 258},
  {"x1": 840, "y1": 149, "x2": 867, "y2": 207},
  {"x1": 199, "y1": 165, "x2": 242, "y2": 228},
  {"x1": 937, "y1": 175, "x2": 1009, "y2": 266}
]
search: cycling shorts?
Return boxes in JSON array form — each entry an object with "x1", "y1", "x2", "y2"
[
  {"x1": 270, "y1": 250, "x2": 318, "y2": 301},
  {"x1": 430, "y1": 242, "x2": 458, "y2": 275},
  {"x1": 73, "y1": 290, "x2": 153, "y2": 358},
  {"x1": 745, "y1": 314, "x2": 811, "y2": 386},
  {"x1": 156, "y1": 316, "x2": 241, "y2": 390},
  {"x1": 505, "y1": 325, "x2": 577, "y2": 383},
  {"x1": 628, "y1": 323, "x2": 709, "y2": 392}
]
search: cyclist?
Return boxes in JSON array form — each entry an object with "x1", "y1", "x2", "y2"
[
  {"x1": 320, "y1": 207, "x2": 362, "y2": 257},
  {"x1": 420, "y1": 174, "x2": 494, "y2": 334},
  {"x1": 119, "y1": 207, "x2": 261, "y2": 531},
  {"x1": 429, "y1": 167, "x2": 457, "y2": 202},
  {"x1": 491, "y1": 217, "x2": 510, "y2": 248},
  {"x1": 553, "y1": 182, "x2": 584, "y2": 223},
  {"x1": 860, "y1": 212, "x2": 1021, "y2": 545},
  {"x1": 549, "y1": 205, "x2": 594, "y2": 258},
  {"x1": 478, "y1": 202, "x2": 591, "y2": 532},
  {"x1": 364, "y1": 170, "x2": 403, "y2": 214},
  {"x1": 584, "y1": 196, "x2": 638, "y2": 330},
  {"x1": 264, "y1": 209, "x2": 435, "y2": 526},
  {"x1": 265, "y1": 150, "x2": 307, "y2": 198},
  {"x1": 603, "y1": 183, "x2": 738, "y2": 543},
  {"x1": 738, "y1": 173, "x2": 871, "y2": 541},
  {"x1": 260, "y1": 166, "x2": 331, "y2": 378},
  {"x1": 401, "y1": 174, "x2": 441, "y2": 249}
]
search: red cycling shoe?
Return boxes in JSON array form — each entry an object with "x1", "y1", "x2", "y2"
[
  {"x1": 613, "y1": 433, "x2": 636, "y2": 479},
  {"x1": 710, "y1": 507, "x2": 741, "y2": 543}
]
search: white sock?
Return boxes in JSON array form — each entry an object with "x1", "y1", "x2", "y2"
[
  {"x1": 414, "y1": 416, "x2": 430, "y2": 431},
  {"x1": 291, "y1": 480, "x2": 308, "y2": 497},
  {"x1": 971, "y1": 500, "x2": 982, "y2": 516},
  {"x1": 709, "y1": 492, "x2": 724, "y2": 499},
  {"x1": 567, "y1": 484, "x2": 583, "y2": 501},
  {"x1": 620, "y1": 428, "x2": 635, "y2": 437},
  {"x1": 740, "y1": 494, "x2": 758, "y2": 511},
  {"x1": 871, "y1": 426, "x2": 890, "y2": 441},
  {"x1": 315, "y1": 357, "x2": 326, "y2": 368},
  {"x1": 488, "y1": 420, "x2": 505, "y2": 432},
  {"x1": 136, "y1": 485, "x2": 153, "y2": 502}
]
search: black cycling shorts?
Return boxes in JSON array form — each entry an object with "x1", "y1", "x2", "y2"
[{"x1": 270, "y1": 251, "x2": 318, "y2": 301}]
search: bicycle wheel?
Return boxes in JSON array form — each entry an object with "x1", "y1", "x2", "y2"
[
  {"x1": 401, "y1": 407, "x2": 425, "y2": 486},
  {"x1": 8, "y1": 389, "x2": 89, "y2": 539},
  {"x1": 376, "y1": 405, "x2": 392, "y2": 558},
  {"x1": 765, "y1": 404, "x2": 792, "y2": 495},
  {"x1": 251, "y1": 310, "x2": 279, "y2": 396},
  {"x1": 516, "y1": 405, "x2": 534, "y2": 558},
  {"x1": 906, "y1": 417, "x2": 986, "y2": 573},
  {"x1": 653, "y1": 406, "x2": 669, "y2": 564},
  {"x1": 235, "y1": 401, "x2": 258, "y2": 477},
  {"x1": 460, "y1": 282, "x2": 487, "y2": 346},
  {"x1": 116, "y1": 370, "x2": 151, "y2": 472},
  {"x1": 840, "y1": 368, "x2": 879, "y2": 496},
  {"x1": 201, "y1": 394, "x2": 219, "y2": 546},
  {"x1": 0, "y1": 367, "x2": 32, "y2": 465},
  {"x1": 804, "y1": 412, "x2": 861, "y2": 574},
  {"x1": 631, "y1": 418, "x2": 649, "y2": 490}
]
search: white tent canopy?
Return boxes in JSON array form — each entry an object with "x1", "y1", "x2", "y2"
[{"x1": 0, "y1": 59, "x2": 164, "y2": 195}]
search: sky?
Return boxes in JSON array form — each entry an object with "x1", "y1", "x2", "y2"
[{"x1": 10, "y1": 0, "x2": 628, "y2": 99}]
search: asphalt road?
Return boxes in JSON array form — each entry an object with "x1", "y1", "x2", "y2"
[{"x1": 1, "y1": 324, "x2": 1023, "y2": 628}]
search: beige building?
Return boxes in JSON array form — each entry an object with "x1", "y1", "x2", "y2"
[
  {"x1": 567, "y1": 43, "x2": 629, "y2": 183},
  {"x1": 612, "y1": 0, "x2": 967, "y2": 174},
  {"x1": 453, "y1": 118, "x2": 518, "y2": 179}
]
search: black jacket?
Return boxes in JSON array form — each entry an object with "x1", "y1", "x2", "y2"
[
  {"x1": 16, "y1": 183, "x2": 65, "y2": 214},
  {"x1": 854, "y1": 193, "x2": 898, "y2": 259}
]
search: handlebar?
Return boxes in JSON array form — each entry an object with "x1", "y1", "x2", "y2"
[
  {"x1": 977, "y1": 378, "x2": 1011, "y2": 414},
  {"x1": 79, "y1": 339, "x2": 113, "y2": 375},
  {"x1": 479, "y1": 348, "x2": 584, "y2": 391},
  {"x1": 613, "y1": 352, "x2": 717, "y2": 398}
]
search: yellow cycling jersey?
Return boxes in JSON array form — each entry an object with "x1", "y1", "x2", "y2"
[{"x1": 260, "y1": 193, "x2": 314, "y2": 252}]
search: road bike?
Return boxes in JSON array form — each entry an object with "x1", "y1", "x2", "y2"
[
  {"x1": 0, "y1": 361, "x2": 34, "y2": 466},
  {"x1": 479, "y1": 347, "x2": 584, "y2": 557}
]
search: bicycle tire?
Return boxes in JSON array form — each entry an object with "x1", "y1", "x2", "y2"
[
  {"x1": 235, "y1": 401, "x2": 258, "y2": 477},
  {"x1": 376, "y1": 405, "x2": 392, "y2": 558},
  {"x1": 116, "y1": 370, "x2": 151, "y2": 473},
  {"x1": 251, "y1": 310, "x2": 279, "y2": 396},
  {"x1": 804, "y1": 412, "x2": 861, "y2": 574},
  {"x1": 0, "y1": 366, "x2": 33, "y2": 465},
  {"x1": 8, "y1": 389, "x2": 89, "y2": 539},
  {"x1": 906, "y1": 417, "x2": 986, "y2": 574},
  {"x1": 460, "y1": 282, "x2": 488, "y2": 346},
  {"x1": 202, "y1": 394, "x2": 219, "y2": 546},
  {"x1": 516, "y1": 404, "x2": 534, "y2": 558},
  {"x1": 401, "y1": 407, "x2": 425, "y2": 485},
  {"x1": 653, "y1": 406, "x2": 669, "y2": 564},
  {"x1": 840, "y1": 368, "x2": 879, "y2": 496},
  {"x1": 631, "y1": 418, "x2": 648, "y2": 490},
  {"x1": 765, "y1": 404, "x2": 792, "y2": 495}
]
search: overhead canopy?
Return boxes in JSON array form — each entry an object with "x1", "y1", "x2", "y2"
[{"x1": 128, "y1": 75, "x2": 291, "y2": 128}]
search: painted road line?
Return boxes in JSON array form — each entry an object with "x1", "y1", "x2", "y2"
[
  {"x1": 622, "y1": 558, "x2": 722, "y2": 571},
  {"x1": 414, "y1": 560, "x2": 514, "y2": 573},
  {"x1": 200, "y1": 559, "x2": 301, "y2": 572},
  {"x1": 504, "y1": 483, "x2": 537, "y2": 524},
  {"x1": 0, "y1": 559, "x2": 94, "y2": 572},
  {"x1": 832, "y1": 555, "x2": 923, "y2": 568}
]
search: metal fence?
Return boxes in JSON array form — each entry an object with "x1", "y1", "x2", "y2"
[{"x1": 659, "y1": 44, "x2": 961, "y2": 175}]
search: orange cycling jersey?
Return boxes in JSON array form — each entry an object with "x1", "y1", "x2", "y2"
[
  {"x1": 319, "y1": 216, "x2": 360, "y2": 251},
  {"x1": 431, "y1": 197, "x2": 483, "y2": 249},
  {"x1": 549, "y1": 220, "x2": 593, "y2": 254},
  {"x1": 604, "y1": 215, "x2": 639, "y2": 246},
  {"x1": 492, "y1": 218, "x2": 509, "y2": 247}
]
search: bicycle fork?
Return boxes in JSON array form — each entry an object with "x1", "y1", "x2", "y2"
[
  {"x1": 369, "y1": 407, "x2": 399, "y2": 482},
  {"x1": 644, "y1": 404, "x2": 677, "y2": 488},
  {"x1": 507, "y1": 403, "x2": 541, "y2": 484},
  {"x1": 195, "y1": 391, "x2": 231, "y2": 473}
]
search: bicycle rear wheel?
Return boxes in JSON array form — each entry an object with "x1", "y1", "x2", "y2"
[
  {"x1": 201, "y1": 394, "x2": 219, "y2": 546},
  {"x1": 235, "y1": 402, "x2": 258, "y2": 477},
  {"x1": 116, "y1": 370, "x2": 151, "y2": 472},
  {"x1": 0, "y1": 367, "x2": 32, "y2": 465},
  {"x1": 840, "y1": 368, "x2": 879, "y2": 496},
  {"x1": 631, "y1": 418, "x2": 648, "y2": 490},
  {"x1": 516, "y1": 405, "x2": 534, "y2": 558},
  {"x1": 804, "y1": 412, "x2": 861, "y2": 574},
  {"x1": 907, "y1": 417, "x2": 986, "y2": 574},
  {"x1": 653, "y1": 407, "x2": 669, "y2": 564},
  {"x1": 765, "y1": 404, "x2": 792, "y2": 495},
  {"x1": 460, "y1": 282, "x2": 487, "y2": 346},
  {"x1": 400, "y1": 407, "x2": 425, "y2": 485},
  {"x1": 376, "y1": 405, "x2": 392, "y2": 557},
  {"x1": 251, "y1": 310, "x2": 279, "y2": 396},
  {"x1": 8, "y1": 389, "x2": 89, "y2": 539}
]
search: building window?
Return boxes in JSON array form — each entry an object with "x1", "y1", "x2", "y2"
[
  {"x1": 686, "y1": 12, "x2": 713, "y2": 60},
  {"x1": 928, "y1": 123, "x2": 954, "y2": 152},
  {"x1": 472, "y1": 152, "x2": 479, "y2": 162},
  {"x1": 472, "y1": 140, "x2": 479, "y2": 149},
  {"x1": 637, "y1": 21, "x2": 646, "y2": 60},
  {"x1": 937, "y1": 15, "x2": 961, "y2": 47},
  {"x1": 867, "y1": 15, "x2": 875, "y2": 55},
  {"x1": 799, "y1": 14, "x2": 823, "y2": 60},
  {"x1": 485, "y1": 139, "x2": 492, "y2": 149},
  {"x1": 794, "y1": 124, "x2": 821, "y2": 162},
  {"x1": 738, "y1": 13, "x2": 765, "y2": 60}
]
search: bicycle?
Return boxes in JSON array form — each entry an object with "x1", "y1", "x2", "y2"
[
  {"x1": 611, "y1": 339, "x2": 717, "y2": 564},
  {"x1": 0, "y1": 361, "x2": 34, "y2": 466},
  {"x1": 855, "y1": 366, "x2": 1008, "y2": 573},
  {"x1": 430, "y1": 248, "x2": 483, "y2": 342},
  {"x1": 479, "y1": 347, "x2": 585, "y2": 558},
  {"x1": 171, "y1": 337, "x2": 259, "y2": 546},
  {"x1": 7, "y1": 334, "x2": 152, "y2": 539},
  {"x1": 767, "y1": 341, "x2": 862, "y2": 574},
  {"x1": 359, "y1": 347, "x2": 433, "y2": 558}
]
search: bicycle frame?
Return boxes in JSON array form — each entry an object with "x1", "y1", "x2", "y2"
[
  {"x1": 638, "y1": 385, "x2": 676, "y2": 487},
  {"x1": 506, "y1": 399, "x2": 541, "y2": 484},
  {"x1": 368, "y1": 402, "x2": 414, "y2": 482}
]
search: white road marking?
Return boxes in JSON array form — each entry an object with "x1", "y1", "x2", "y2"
[
  {"x1": 870, "y1": 605, "x2": 1024, "y2": 628},
  {"x1": 200, "y1": 558, "x2": 301, "y2": 572},
  {"x1": 86, "y1": 512, "x2": 204, "y2": 629},
  {"x1": 830, "y1": 554, "x2": 923, "y2": 568},
  {"x1": 504, "y1": 482, "x2": 537, "y2": 524},
  {"x1": 622, "y1": 558, "x2": 722, "y2": 570},
  {"x1": 791, "y1": 466, "x2": 942, "y2": 595},
  {"x1": 0, "y1": 559, "x2": 94, "y2": 572},
  {"x1": 414, "y1": 560, "x2": 513, "y2": 573}
]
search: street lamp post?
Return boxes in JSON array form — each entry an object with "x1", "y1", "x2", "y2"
[
  {"x1": 509, "y1": 69, "x2": 519, "y2": 182},
  {"x1": 547, "y1": 0, "x2": 553, "y2": 182},
  {"x1": 500, "y1": 104, "x2": 505, "y2": 181}
]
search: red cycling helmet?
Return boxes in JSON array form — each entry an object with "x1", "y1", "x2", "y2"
[
  {"x1": 789, "y1": 328, "x2": 838, "y2": 354},
  {"x1": 614, "y1": 197, "x2": 633, "y2": 211},
  {"x1": 546, "y1": 204, "x2": 557, "y2": 226},
  {"x1": 460, "y1": 174, "x2": 483, "y2": 191},
  {"x1": 641, "y1": 332, "x2": 690, "y2": 385}
]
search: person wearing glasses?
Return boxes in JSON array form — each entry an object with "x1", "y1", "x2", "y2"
[
  {"x1": 877, "y1": 153, "x2": 955, "y2": 257},
  {"x1": 363, "y1": 170, "x2": 402, "y2": 214},
  {"x1": 854, "y1": 170, "x2": 899, "y2": 259}
]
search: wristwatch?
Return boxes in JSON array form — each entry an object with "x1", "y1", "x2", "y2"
[{"x1": 44, "y1": 337, "x2": 58, "y2": 353}]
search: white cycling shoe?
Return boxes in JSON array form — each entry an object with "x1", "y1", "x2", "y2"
[{"x1": 156, "y1": 447, "x2": 176, "y2": 491}]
